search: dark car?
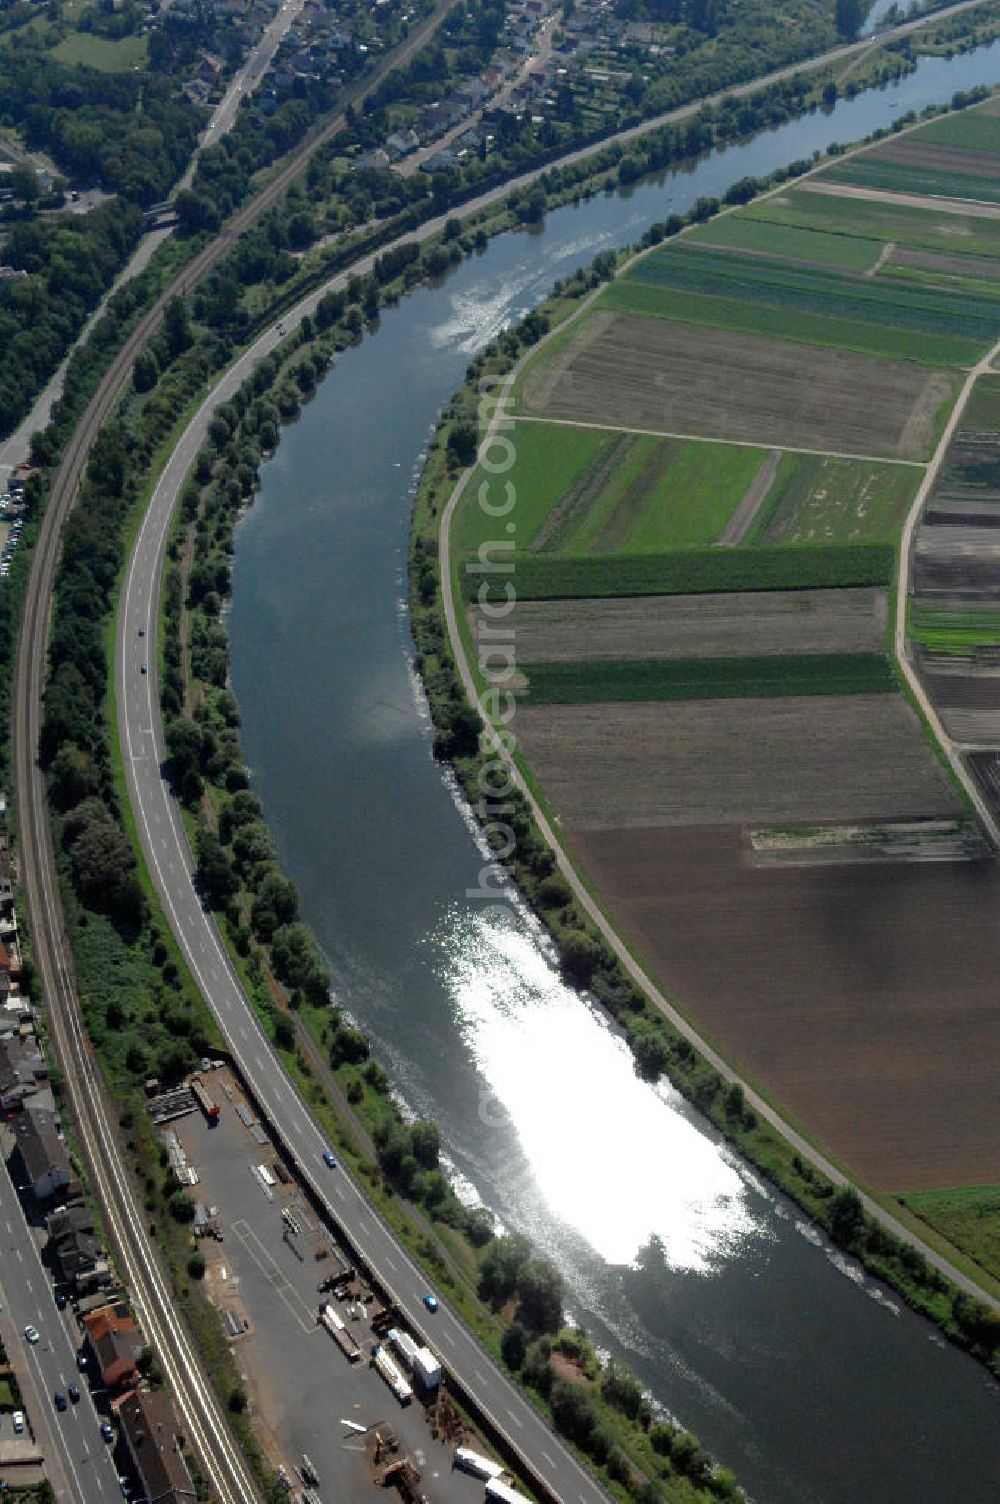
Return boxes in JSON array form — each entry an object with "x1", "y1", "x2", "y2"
[
  {"x1": 75, "y1": 1351, "x2": 87, "y2": 1371},
  {"x1": 68, "y1": 1385, "x2": 80, "y2": 1404},
  {"x1": 322, "y1": 1150, "x2": 337, "y2": 1169},
  {"x1": 100, "y1": 1420, "x2": 114, "y2": 1442},
  {"x1": 422, "y1": 1293, "x2": 438, "y2": 1313},
  {"x1": 54, "y1": 1392, "x2": 67, "y2": 1412}
]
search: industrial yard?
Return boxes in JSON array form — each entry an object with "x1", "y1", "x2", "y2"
[{"x1": 158, "y1": 1065, "x2": 516, "y2": 1504}]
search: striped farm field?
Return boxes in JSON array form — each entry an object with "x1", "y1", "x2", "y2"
[
  {"x1": 684, "y1": 215, "x2": 883, "y2": 272},
  {"x1": 469, "y1": 543, "x2": 896, "y2": 602},
  {"x1": 751, "y1": 453, "x2": 921, "y2": 544},
  {"x1": 822, "y1": 155, "x2": 1000, "y2": 207},
  {"x1": 743, "y1": 186, "x2": 1000, "y2": 261},
  {"x1": 608, "y1": 244, "x2": 1000, "y2": 360},
  {"x1": 524, "y1": 652, "x2": 895, "y2": 703},
  {"x1": 454, "y1": 420, "x2": 769, "y2": 558}
]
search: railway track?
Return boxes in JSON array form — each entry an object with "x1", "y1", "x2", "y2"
[{"x1": 10, "y1": 6, "x2": 457, "y2": 1498}]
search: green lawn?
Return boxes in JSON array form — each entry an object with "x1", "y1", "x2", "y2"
[
  {"x1": 599, "y1": 279, "x2": 983, "y2": 368},
  {"x1": 524, "y1": 652, "x2": 895, "y2": 702},
  {"x1": 902, "y1": 1185, "x2": 1000, "y2": 1282},
  {"x1": 454, "y1": 421, "x2": 769, "y2": 557},
  {"x1": 751, "y1": 454, "x2": 920, "y2": 544},
  {"x1": 53, "y1": 31, "x2": 148, "y2": 73},
  {"x1": 685, "y1": 214, "x2": 884, "y2": 272},
  {"x1": 743, "y1": 186, "x2": 1000, "y2": 263},
  {"x1": 469, "y1": 542, "x2": 896, "y2": 601}
]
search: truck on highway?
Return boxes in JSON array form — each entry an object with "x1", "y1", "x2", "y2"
[
  {"x1": 453, "y1": 1446, "x2": 505, "y2": 1481},
  {"x1": 372, "y1": 1343, "x2": 413, "y2": 1405}
]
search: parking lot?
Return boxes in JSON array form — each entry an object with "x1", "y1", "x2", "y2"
[{"x1": 169, "y1": 1068, "x2": 495, "y2": 1503}]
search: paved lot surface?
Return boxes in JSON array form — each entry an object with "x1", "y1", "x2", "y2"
[{"x1": 173, "y1": 1079, "x2": 492, "y2": 1504}]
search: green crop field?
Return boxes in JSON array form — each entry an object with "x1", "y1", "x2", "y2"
[
  {"x1": 524, "y1": 652, "x2": 895, "y2": 702},
  {"x1": 53, "y1": 31, "x2": 148, "y2": 72},
  {"x1": 890, "y1": 111, "x2": 1000, "y2": 154},
  {"x1": 620, "y1": 245, "x2": 1000, "y2": 345},
  {"x1": 469, "y1": 542, "x2": 896, "y2": 601},
  {"x1": 454, "y1": 421, "x2": 768, "y2": 557},
  {"x1": 744, "y1": 187, "x2": 1000, "y2": 262},
  {"x1": 823, "y1": 157, "x2": 1000, "y2": 207},
  {"x1": 452, "y1": 421, "x2": 606, "y2": 557},
  {"x1": 960, "y1": 375, "x2": 1000, "y2": 430},
  {"x1": 684, "y1": 214, "x2": 883, "y2": 272},
  {"x1": 902, "y1": 1185, "x2": 1000, "y2": 1282},
  {"x1": 909, "y1": 601, "x2": 1000, "y2": 653},
  {"x1": 752, "y1": 454, "x2": 920, "y2": 544},
  {"x1": 600, "y1": 279, "x2": 982, "y2": 367}
]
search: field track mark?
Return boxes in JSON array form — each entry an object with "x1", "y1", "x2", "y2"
[
  {"x1": 592, "y1": 441, "x2": 666, "y2": 554},
  {"x1": 864, "y1": 240, "x2": 896, "y2": 279},
  {"x1": 533, "y1": 432, "x2": 633, "y2": 553},
  {"x1": 801, "y1": 178, "x2": 1000, "y2": 220},
  {"x1": 716, "y1": 449, "x2": 781, "y2": 547},
  {"x1": 512, "y1": 414, "x2": 927, "y2": 469}
]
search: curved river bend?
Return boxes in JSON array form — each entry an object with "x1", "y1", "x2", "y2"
[{"x1": 228, "y1": 48, "x2": 1000, "y2": 1504}]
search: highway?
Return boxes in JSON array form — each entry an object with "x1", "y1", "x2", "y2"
[
  {"x1": 0, "y1": 1168, "x2": 121, "y2": 1504},
  {"x1": 117, "y1": 308, "x2": 612, "y2": 1504}
]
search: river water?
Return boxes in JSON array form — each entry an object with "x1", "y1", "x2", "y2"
[{"x1": 228, "y1": 45, "x2": 1000, "y2": 1504}]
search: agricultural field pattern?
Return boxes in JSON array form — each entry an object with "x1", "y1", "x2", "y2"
[{"x1": 454, "y1": 98, "x2": 1000, "y2": 1266}]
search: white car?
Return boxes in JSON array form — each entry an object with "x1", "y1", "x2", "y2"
[
  {"x1": 24, "y1": 1325, "x2": 39, "y2": 1344},
  {"x1": 12, "y1": 1411, "x2": 24, "y2": 1434}
]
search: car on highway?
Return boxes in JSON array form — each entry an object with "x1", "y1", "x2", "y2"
[
  {"x1": 322, "y1": 1150, "x2": 337, "y2": 1168},
  {"x1": 55, "y1": 1289, "x2": 67, "y2": 1309},
  {"x1": 12, "y1": 1412, "x2": 24, "y2": 1434},
  {"x1": 100, "y1": 1420, "x2": 114, "y2": 1442},
  {"x1": 54, "y1": 1391, "x2": 67, "y2": 1412},
  {"x1": 24, "y1": 1325, "x2": 39, "y2": 1344},
  {"x1": 75, "y1": 1350, "x2": 87, "y2": 1371},
  {"x1": 140, "y1": 664, "x2": 147, "y2": 674},
  {"x1": 68, "y1": 1385, "x2": 80, "y2": 1404},
  {"x1": 422, "y1": 1293, "x2": 438, "y2": 1313}
]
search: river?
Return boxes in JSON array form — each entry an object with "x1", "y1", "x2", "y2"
[{"x1": 227, "y1": 43, "x2": 1000, "y2": 1504}]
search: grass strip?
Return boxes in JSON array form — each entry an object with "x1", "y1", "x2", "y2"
[{"x1": 524, "y1": 652, "x2": 896, "y2": 702}]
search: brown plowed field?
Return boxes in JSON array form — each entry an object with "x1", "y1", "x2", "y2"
[
  {"x1": 866, "y1": 138, "x2": 1000, "y2": 182},
  {"x1": 474, "y1": 587, "x2": 888, "y2": 663},
  {"x1": 520, "y1": 312, "x2": 952, "y2": 459},
  {"x1": 515, "y1": 695, "x2": 960, "y2": 829},
  {"x1": 567, "y1": 822, "x2": 1000, "y2": 1190},
  {"x1": 891, "y1": 245, "x2": 1000, "y2": 282}
]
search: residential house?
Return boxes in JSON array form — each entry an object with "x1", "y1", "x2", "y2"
[
  {"x1": 0, "y1": 1035, "x2": 48, "y2": 1111},
  {"x1": 10, "y1": 1105, "x2": 70, "y2": 1199},
  {"x1": 83, "y1": 1303, "x2": 145, "y2": 1390},
  {"x1": 116, "y1": 1388, "x2": 196, "y2": 1504},
  {"x1": 48, "y1": 1202, "x2": 107, "y2": 1292}
]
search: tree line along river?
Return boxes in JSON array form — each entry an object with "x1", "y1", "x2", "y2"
[{"x1": 226, "y1": 42, "x2": 1000, "y2": 1504}]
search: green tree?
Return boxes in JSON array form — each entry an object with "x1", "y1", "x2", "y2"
[
  {"x1": 410, "y1": 1119, "x2": 440, "y2": 1169},
  {"x1": 195, "y1": 828, "x2": 238, "y2": 907},
  {"x1": 501, "y1": 1322, "x2": 528, "y2": 1370},
  {"x1": 835, "y1": 0, "x2": 863, "y2": 37},
  {"x1": 517, "y1": 1258, "x2": 564, "y2": 1333},
  {"x1": 550, "y1": 1379, "x2": 595, "y2": 1445},
  {"x1": 133, "y1": 348, "x2": 159, "y2": 393}
]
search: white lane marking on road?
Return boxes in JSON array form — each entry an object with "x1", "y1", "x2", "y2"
[
  {"x1": 506, "y1": 1407, "x2": 524, "y2": 1429},
  {"x1": 25, "y1": 1278, "x2": 31, "y2": 1292},
  {"x1": 439, "y1": 1329, "x2": 455, "y2": 1348},
  {"x1": 385, "y1": 1256, "x2": 398, "y2": 1272},
  {"x1": 474, "y1": 1368, "x2": 487, "y2": 1384},
  {"x1": 542, "y1": 1450, "x2": 555, "y2": 1467}
]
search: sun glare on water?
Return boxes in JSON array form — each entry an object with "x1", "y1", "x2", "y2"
[{"x1": 435, "y1": 904, "x2": 766, "y2": 1273}]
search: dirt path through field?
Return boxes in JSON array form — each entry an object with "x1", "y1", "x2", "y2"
[
  {"x1": 716, "y1": 448, "x2": 781, "y2": 545},
  {"x1": 801, "y1": 178, "x2": 1000, "y2": 219}
]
